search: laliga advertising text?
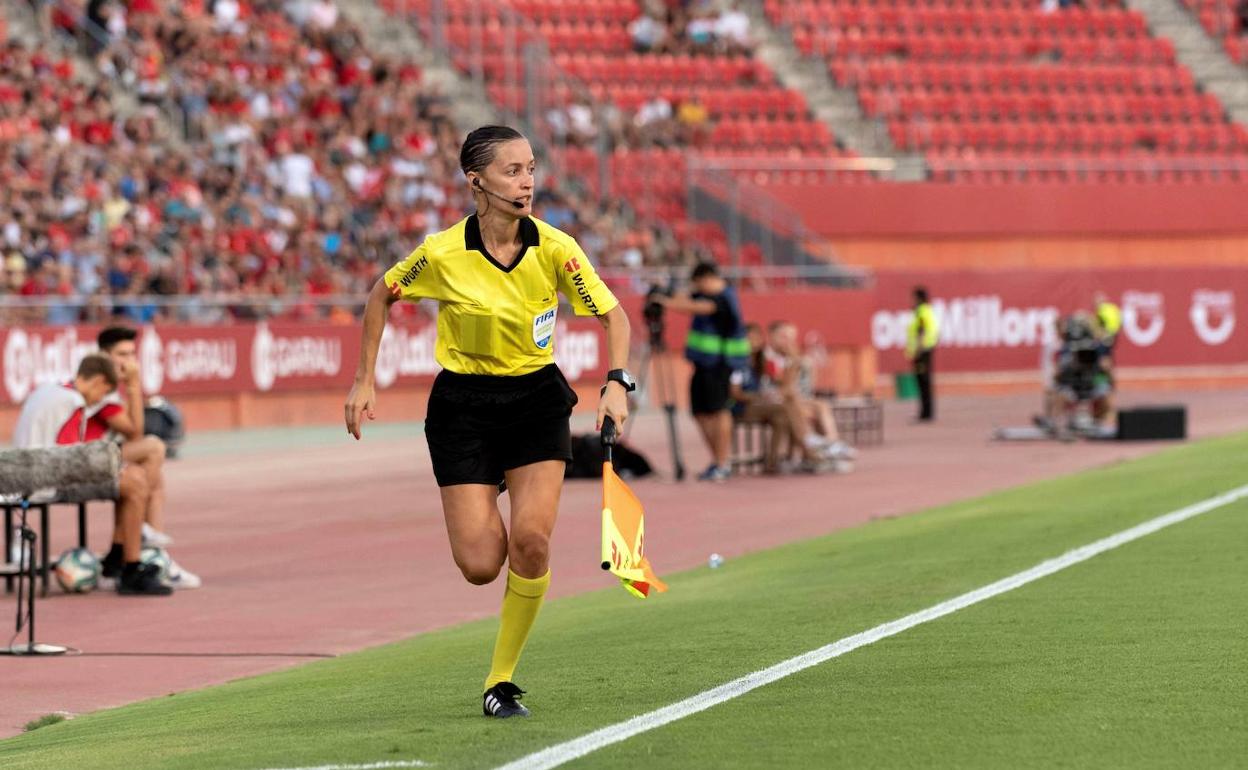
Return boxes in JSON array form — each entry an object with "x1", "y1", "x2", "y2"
[
  {"x1": 553, "y1": 324, "x2": 599, "y2": 380},
  {"x1": 3, "y1": 328, "x2": 98, "y2": 402}
]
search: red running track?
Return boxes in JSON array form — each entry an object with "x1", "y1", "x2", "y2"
[{"x1": 1, "y1": 390, "x2": 1244, "y2": 736}]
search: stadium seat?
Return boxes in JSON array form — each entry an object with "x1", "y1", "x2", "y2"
[{"x1": 768, "y1": 0, "x2": 1247, "y2": 178}]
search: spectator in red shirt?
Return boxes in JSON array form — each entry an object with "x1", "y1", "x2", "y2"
[{"x1": 12, "y1": 354, "x2": 170, "y2": 595}]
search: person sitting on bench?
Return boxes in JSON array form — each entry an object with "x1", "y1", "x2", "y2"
[
  {"x1": 765, "y1": 321, "x2": 856, "y2": 463},
  {"x1": 731, "y1": 323, "x2": 833, "y2": 474},
  {"x1": 12, "y1": 354, "x2": 171, "y2": 595},
  {"x1": 95, "y1": 326, "x2": 200, "y2": 589}
]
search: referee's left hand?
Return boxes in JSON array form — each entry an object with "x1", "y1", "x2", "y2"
[
  {"x1": 345, "y1": 381, "x2": 376, "y2": 440},
  {"x1": 597, "y1": 381, "x2": 629, "y2": 432}
]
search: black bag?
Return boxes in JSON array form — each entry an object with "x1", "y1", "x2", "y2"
[
  {"x1": 565, "y1": 434, "x2": 654, "y2": 479},
  {"x1": 144, "y1": 397, "x2": 186, "y2": 458}
]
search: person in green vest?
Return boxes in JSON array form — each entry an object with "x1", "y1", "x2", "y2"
[
  {"x1": 650, "y1": 262, "x2": 749, "y2": 481},
  {"x1": 905, "y1": 286, "x2": 940, "y2": 422}
]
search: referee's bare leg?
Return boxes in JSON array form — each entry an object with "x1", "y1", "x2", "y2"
[
  {"x1": 446, "y1": 460, "x2": 563, "y2": 715},
  {"x1": 501, "y1": 460, "x2": 563, "y2": 578},
  {"x1": 440, "y1": 484, "x2": 508, "y2": 585}
]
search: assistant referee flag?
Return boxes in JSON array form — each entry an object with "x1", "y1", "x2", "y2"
[{"x1": 601, "y1": 456, "x2": 667, "y2": 599}]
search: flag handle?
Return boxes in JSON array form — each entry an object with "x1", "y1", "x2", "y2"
[
  {"x1": 601, "y1": 416, "x2": 616, "y2": 465},
  {"x1": 600, "y1": 418, "x2": 616, "y2": 571},
  {"x1": 600, "y1": 506, "x2": 611, "y2": 570}
]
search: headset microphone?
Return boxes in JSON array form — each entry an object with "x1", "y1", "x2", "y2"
[{"x1": 474, "y1": 178, "x2": 525, "y2": 209}]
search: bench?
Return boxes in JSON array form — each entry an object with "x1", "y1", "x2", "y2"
[
  {"x1": 731, "y1": 394, "x2": 883, "y2": 475},
  {"x1": 3, "y1": 482, "x2": 117, "y2": 596},
  {"x1": 730, "y1": 419, "x2": 773, "y2": 475},
  {"x1": 827, "y1": 395, "x2": 884, "y2": 447}
]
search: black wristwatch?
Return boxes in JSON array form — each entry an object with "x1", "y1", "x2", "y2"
[{"x1": 605, "y1": 368, "x2": 636, "y2": 392}]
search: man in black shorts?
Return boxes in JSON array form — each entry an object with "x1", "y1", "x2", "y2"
[{"x1": 651, "y1": 262, "x2": 748, "y2": 481}]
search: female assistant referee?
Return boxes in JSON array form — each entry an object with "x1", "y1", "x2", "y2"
[{"x1": 344, "y1": 125, "x2": 633, "y2": 719}]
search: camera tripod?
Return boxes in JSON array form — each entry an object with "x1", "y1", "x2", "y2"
[{"x1": 634, "y1": 314, "x2": 686, "y2": 481}]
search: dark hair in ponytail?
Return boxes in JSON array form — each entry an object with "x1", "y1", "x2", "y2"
[{"x1": 460, "y1": 125, "x2": 525, "y2": 176}]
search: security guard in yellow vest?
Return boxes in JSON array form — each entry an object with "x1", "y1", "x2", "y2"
[
  {"x1": 906, "y1": 286, "x2": 940, "y2": 421},
  {"x1": 1093, "y1": 291, "x2": 1121, "y2": 351}
]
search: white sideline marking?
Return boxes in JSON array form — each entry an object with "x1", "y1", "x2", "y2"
[
  {"x1": 497, "y1": 483, "x2": 1248, "y2": 770},
  {"x1": 258, "y1": 762, "x2": 429, "y2": 770}
]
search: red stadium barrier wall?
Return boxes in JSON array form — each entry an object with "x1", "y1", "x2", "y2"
[
  {"x1": 759, "y1": 181, "x2": 1248, "y2": 237},
  {"x1": 0, "y1": 319, "x2": 608, "y2": 405},
  {"x1": 872, "y1": 268, "x2": 1248, "y2": 377},
  {"x1": 3, "y1": 274, "x2": 1240, "y2": 438},
  {"x1": 0, "y1": 318, "x2": 610, "y2": 439},
  {"x1": 0, "y1": 289, "x2": 880, "y2": 436}
]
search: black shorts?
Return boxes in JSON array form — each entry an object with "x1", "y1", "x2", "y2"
[
  {"x1": 425, "y1": 364, "x2": 578, "y2": 487},
  {"x1": 690, "y1": 364, "x2": 732, "y2": 415}
]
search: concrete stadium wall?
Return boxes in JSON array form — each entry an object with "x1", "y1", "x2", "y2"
[
  {"x1": 759, "y1": 181, "x2": 1248, "y2": 238},
  {"x1": 810, "y1": 234, "x2": 1248, "y2": 272}
]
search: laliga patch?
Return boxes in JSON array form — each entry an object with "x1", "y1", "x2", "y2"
[{"x1": 532, "y1": 306, "x2": 557, "y2": 349}]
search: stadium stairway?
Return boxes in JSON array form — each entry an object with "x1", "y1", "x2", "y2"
[
  {"x1": 1127, "y1": 0, "x2": 1248, "y2": 125},
  {"x1": 740, "y1": 0, "x2": 924, "y2": 175},
  {"x1": 337, "y1": 0, "x2": 499, "y2": 130}
]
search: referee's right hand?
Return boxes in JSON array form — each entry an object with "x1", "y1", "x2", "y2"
[{"x1": 345, "y1": 381, "x2": 376, "y2": 440}]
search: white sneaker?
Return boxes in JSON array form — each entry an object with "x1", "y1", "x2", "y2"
[
  {"x1": 803, "y1": 435, "x2": 829, "y2": 451},
  {"x1": 142, "y1": 523, "x2": 174, "y2": 548},
  {"x1": 821, "y1": 441, "x2": 858, "y2": 460},
  {"x1": 163, "y1": 557, "x2": 201, "y2": 590}
]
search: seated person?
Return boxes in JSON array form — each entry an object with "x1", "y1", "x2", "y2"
[
  {"x1": 729, "y1": 324, "x2": 791, "y2": 474},
  {"x1": 12, "y1": 354, "x2": 171, "y2": 595},
  {"x1": 96, "y1": 325, "x2": 200, "y2": 589},
  {"x1": 732, "y1": 323, "x2": 835, "y2": 474},
  {"x1": 766, "y1": 321, "x2": 856, "y2": 462}
]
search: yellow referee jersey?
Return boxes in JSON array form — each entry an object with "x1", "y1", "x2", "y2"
[{"x1": 384, "y1": 215, "x2": 620, "y2": 375}]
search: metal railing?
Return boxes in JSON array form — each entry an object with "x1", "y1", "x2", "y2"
[{"x1": 0, "y1": 263, "x2": 871, "y2": 325}]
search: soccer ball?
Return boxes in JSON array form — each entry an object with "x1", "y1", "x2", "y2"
[
  {"x1": 139, "y1": 546, "x2": 172, "y2": 580},
  {"x1": 54, "y1": 548, "x2": 101, "y2": 593}
]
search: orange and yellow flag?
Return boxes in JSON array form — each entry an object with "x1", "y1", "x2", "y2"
[{"x1": 600, "y1": 459, "x2": 667, "y2": 598}]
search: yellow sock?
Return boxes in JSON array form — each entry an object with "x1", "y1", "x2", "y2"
[{"x1": 483, "y1": 569, "x2": 550, "y2": 692}]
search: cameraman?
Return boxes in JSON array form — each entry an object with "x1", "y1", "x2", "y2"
[
  {"x1": 649, "y1": 262, "x2": 748, "y2": 482},
  {"x1": 1052, "y1": 313, "x2": 1114, "y2": 438}
]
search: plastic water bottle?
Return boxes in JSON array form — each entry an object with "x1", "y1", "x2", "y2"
[
  {"x1": 9, "y1": 527, "x2": 29, "y2": 565},
  {"x1": 707, "y1": 553, "x2": 724, "y2": 569}
]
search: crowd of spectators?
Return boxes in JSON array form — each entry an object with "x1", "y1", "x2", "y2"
[
  {"x1": 545, "y1": 91, "x2": 712, "y2": 151},
  {"x1": 628, "y1": 0, "x2": 753, "y2": 57},
  {"x1": 0, "y1": 0, "x2": 704, "y2": 326}
]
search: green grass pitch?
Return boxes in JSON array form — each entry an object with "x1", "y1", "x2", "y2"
[{"x1": 3, "y1": 431, "x2": 1245, "y2": 770}]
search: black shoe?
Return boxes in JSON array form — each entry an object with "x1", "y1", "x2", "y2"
[
  {"x1": 483, "y1": 682, "x2": 530, "y2": 718},
  {"x1": 118, "y1": 563, "x2": 173, "y2": 596},
  {"x1": 100, "y1": 547, "x2": 123, "y2": 579},
  {"x1": 101, "y1": 557, "x2": 122, "y2": 579}
]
